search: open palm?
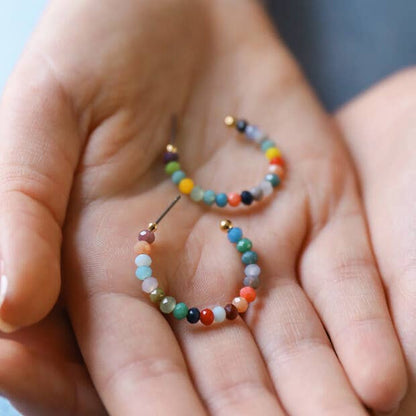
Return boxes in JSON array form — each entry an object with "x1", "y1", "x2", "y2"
[{"x1": 0, "y1": 1, "x2": 407, "y2": 414}]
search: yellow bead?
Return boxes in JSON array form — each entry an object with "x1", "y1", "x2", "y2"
[
  {"x1": 265, "y1": 147, "x2": 281, "y2": 160},
  {"x1": 178, "y1": 178, "x2": 194, "y2": 194}
]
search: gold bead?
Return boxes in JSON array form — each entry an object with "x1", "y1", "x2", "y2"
[
  {"x1": 224, "y1": 115, "x2": 235, "y2": 127},
  {"x1": 148, "y1": 222, "x2": 158, "y2": 232},
  {"x1": 166, "y1": 144, "x2": 178, "y2": 153},
  {"x1": 220, "y1": 219, "x2": 233, "y2": 231}
]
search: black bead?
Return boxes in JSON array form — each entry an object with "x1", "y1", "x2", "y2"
[
  {"x1": 241, "y1": 190, "x2": 254, "y2": 205},
  {"x1": 163, "y1": 152, "x2": 179, "y2": 164},
  {"x1": 236, "y1": 119, "x2": 248, "y2": 133},
  {"x1": 187, "y1": 307, "x2": 200, "y2": 324}
]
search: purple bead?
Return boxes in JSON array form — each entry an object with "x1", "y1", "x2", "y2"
[
  {"x1": 138, "y1": 229, "x2": 155, "y2": 244},
  {"x1": 163, "y1": 152, "x2": 179, "y2": 164}
]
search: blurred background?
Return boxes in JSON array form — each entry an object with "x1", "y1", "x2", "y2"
[{"x1": 0, "y1": 0, "x2": 415, "y2": 414}]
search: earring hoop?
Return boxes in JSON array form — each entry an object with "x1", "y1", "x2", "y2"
[
  {"x1": 163, "y1": 116, "x2": 285, "y2": 208},
  {"x1": 134, "y1": 197, "x2": 261, "y2": 326}
]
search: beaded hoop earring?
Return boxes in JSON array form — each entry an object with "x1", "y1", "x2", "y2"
[
  {"x1": 134, "y1": 196, "x2": 261, "y2": 326},
  {"x1": 163, "y1": 116, "x2": 285, "y2": 208}
]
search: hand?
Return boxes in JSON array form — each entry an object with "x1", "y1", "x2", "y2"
[
  {"x1": 0, "y1": 0, "x2": 407, "y2": 414},
  {"x1": 336, "y1": 68, "x2": 416, "y2": 415}
]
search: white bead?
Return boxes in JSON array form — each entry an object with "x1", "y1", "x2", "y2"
[
  {"x1": 260, "y1": 180, "x2": 273, "y2": 196},
  {"x1": 213, "y1": 306, "x2": 226, "y2": 323},
  {"x1": 245, "y1": 264, "x2": 261, "y2": 278},
  {"x1": 135, "y1": 254, "x2": 152, "y2": 267},
  {"x1": 142, "y1": 277, "x2": 158, "y2": 293}
]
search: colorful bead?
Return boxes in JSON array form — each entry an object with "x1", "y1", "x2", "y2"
[
  {"x1": 245, "y1": 264, "x2": 261, "y2": 278},
  {"x1": 171, "y1": 170, "x2": 186, "y2": 184},
  {"x1": 240, "y1": 286, "x2": 256, "y2": 302},
  {"x1": 135, "y1": 254, "x2": 152, "y2": 267},
  {"x1": 215, "y1": 193, "x2": 228, "y2": 207},
  {"x1": 259, "y1": 180, "x2": 273, "y2": 196},
  {"x1": 224, "y1": 304, "x2": 239, "y2": 320},
  {"x1": 190, "y1": 186, "x2": 204, "y2": 202},
  {"x1": 250, "y1": 186, "x2": 263, "y2": 201},
  {"x1": 232, "y1": 296, "x2": 249, "y2": 313},
  {"x1": 187, "y1": 307, "x2": 200, "y2": 324},
  {"x1": 173, "y1": 302, "x2": 189, "y2": 320},
  {"x1": 240, "y1": 191, "x2": 253, "y2": 205},
  {"x1": 136, "y1": 265, "x2": 152, "y2": 280},
  {"x1": 236, "y1": 119, "x2": 248, "y2": 132},
  {"x1": 228, "y1": 192, "x2": 241, "y2": 207},
  {"x1": 242, "y1": 250, "x2": 258, "y2": 265},
  {"x1": 212, "y1": 306, "x2": 226, "y2": 323},
  {"x1": 236, "y1": 238, "x2": 252, "y2": 253},
  {"x1": 261, "y1": 140, "x2": 276, "y2": 152},
  {"x1": 163, "y1": 152, "x2": 179, "y2": 164},
  {"x1": 200, "y1": 309, "x2": 214, "y2": 326},
  {"x1": 165, "y1": 161, "x2": 181, "y2": 175},
  {"x1": 138, "y1": 229, "x2": 155, "y2": 244},
  {"x1": 243, "y1": 275, "x2": 260, "y2": 289},
  {"x1": 178, "y1": 178, "x2": 194, "y2": 194},
  {"x1": 270, "y1": 156, "x2": 285, "y2": 167},
  {"x1": 269, "y1": 164, "x2": 285, "y2": 177},
  {"x1": 160, "y1": 296, "x2": 176, "y2": 314},
  {"x1": 142, "y1": 277, "x2": 159, "y2": 293},
  {"x1": 265, "y1": 173, "x2": 280, "y2": 187},
  {"x1": 245, "y1": 125, "x2": 263, "y2": 141},
  {"x1": 228, "y1": 227, "x2": 243, "y2": 243},
  {"x1": 149, "y1": 288, "x2": 165, "y2": 303},
  {"x1": 203, "y1": 190, "x2": 216, "y2": 205},
  {"x1": 134, "y1": 241, "x2": 151, "y2": 255},
  {"x1": 265, "y1": 147, "x2": 281, "y2": 161}
]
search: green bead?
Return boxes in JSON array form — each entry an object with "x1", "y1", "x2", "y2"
[
  {"x1": 261, "y1": 140, "x2": 276, "y2": 152},
  {"x1": 160, "y1": 296, "x2": 176, "y2": 314},
  {"x1": 242, "y1": 250, "x2": 258, "y2": 265},
  {"x1": 236, "y1": 238, "x2": 253, "y2": 253},
  {"x1": 190, "y1": 186, "x2": 204, "y2": 202},
  {"x1": 173, "y1": 302, "x2": 189, "y2": 319},
  {"x1": 165, "y1": 161, "x2": 181, "y2": 175},
  {"x1": 149, "y1": 288, "x2": 165, "y2": 303}
]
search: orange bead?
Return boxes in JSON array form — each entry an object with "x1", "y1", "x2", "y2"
[
  {"x1": 269, "y1": 164, "x2": 285, "y2": 178},
  {"x1": 134, "y1": 241, "x2": 151, "y2": 255},
  {"x1": 232, "y1": 296, "x2": 249, "y2": 313},
  {"x1": 240, "y1": 286, "x2": 256, "y2": 303},
  {"x1": 228, "y1": 192, "x2": 241, "y2": 207},
  {"x1": 270, "y1": 156, "x2": 285, "y2": 167}
]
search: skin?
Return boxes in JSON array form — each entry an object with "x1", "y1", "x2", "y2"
[{"x1": 0, "y1": 0, "x2": 410, "y2": 414}]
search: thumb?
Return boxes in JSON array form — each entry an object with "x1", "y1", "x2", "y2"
[{"x1": 0, "y1": 60, "x2": 83, "y2": 331}]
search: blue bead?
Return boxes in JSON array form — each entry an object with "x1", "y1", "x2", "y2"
[
  {"x1": 135, "y1": 265, "x2": 152, "y2": 280},
  {"x1": 245, "y1": 125, "x2": 263, "y2": 141},
  {"x1": 265, "y1": 173, "x2": 280, "y2": 187},
  {"x1": 242, "y1": 250, "x2": 258, "y2": 265},
  {"x1": 228, "y1": 227, "x2": 243, "y2": 243},
  {"x1": 171, "y1": 170, "x2": 186, "y2": 184},
  {"x1": 215, "y1": 193, "x2": 228, "y2": 207},
  {"x1": 203, "y1": 190, "x2": 216, "y2": 205},
  {"x1": 261, "y1": 140, "x2": 276, "y2": 152}
]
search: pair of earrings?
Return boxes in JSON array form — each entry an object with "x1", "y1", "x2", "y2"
[{"x1": 134, "y1": 116, "x2": 285, "y2": 326}]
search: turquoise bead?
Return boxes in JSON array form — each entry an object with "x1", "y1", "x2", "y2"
[
  {"x1": 228, "y1": 227, "x2": 243, "y2": 243},
  {"x1": 173, "y1": 302, "x2": 189, "y2": 319},
  {"x1": 190, "y1": 186, "x2": 204, "y2": 202},
  {"x1": 136, "y1": 265, "x2": 152, "y2": 280},
  {"x1": 171, "y1": 170, "x2": 186, "y2": 184},
  {"x1": 261, "y1": 140, "x2": 276, "y2": 152},
  {"x1": 215, "y1": 193, "x2": 228, "y2": 207},
  {"x1": 241, "y1": 250, "x2": 258, "y2": 265},
  {"x1": 203, "y1": 190, "x2": 216, "y2": 205},
  {"x1": 265, "y1": 173, "x2": 280, "y2": 187},
  {"x1": 236, "y1": 238, "x2": 252, "y2": 253}
]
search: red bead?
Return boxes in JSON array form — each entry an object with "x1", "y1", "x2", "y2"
[
  {"x1": 227, "y1": 192, "x2": 241, "y2": 207},
  {"x1": 270, "y1": 156, "x2": 284, "y2": 167},
  {"x1": 138, "y1": 229, "x2": 155, "y2": 244},
  {"x1": 240, "y1": 286, "x2": 256, "y2": 303},
  {"x1": 200, "y1": 308, "x2": 214, "y2": 326}
]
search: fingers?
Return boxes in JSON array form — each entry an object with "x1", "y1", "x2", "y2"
[
  {"x1": 336, "y1": 68, "x2": 416, "y2": 414},
  {"x1": 300, "y1": 195, "x2": 407, "y2": 412},
  {"x1": 0, "y1": 64, "x2": 82, "y2": 331}
]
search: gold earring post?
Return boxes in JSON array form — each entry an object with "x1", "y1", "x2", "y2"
[{"x1": 148, "y1": 195, "x2": 181, "y2": 231}]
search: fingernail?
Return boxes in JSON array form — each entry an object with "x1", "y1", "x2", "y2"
[{"x1": 0, "y1": 260, "x2": 18, "y2": 333}]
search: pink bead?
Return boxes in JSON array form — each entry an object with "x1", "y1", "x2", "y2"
[{"x1": 138, "y1": 229, "x2": 155, "y2": 244}]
